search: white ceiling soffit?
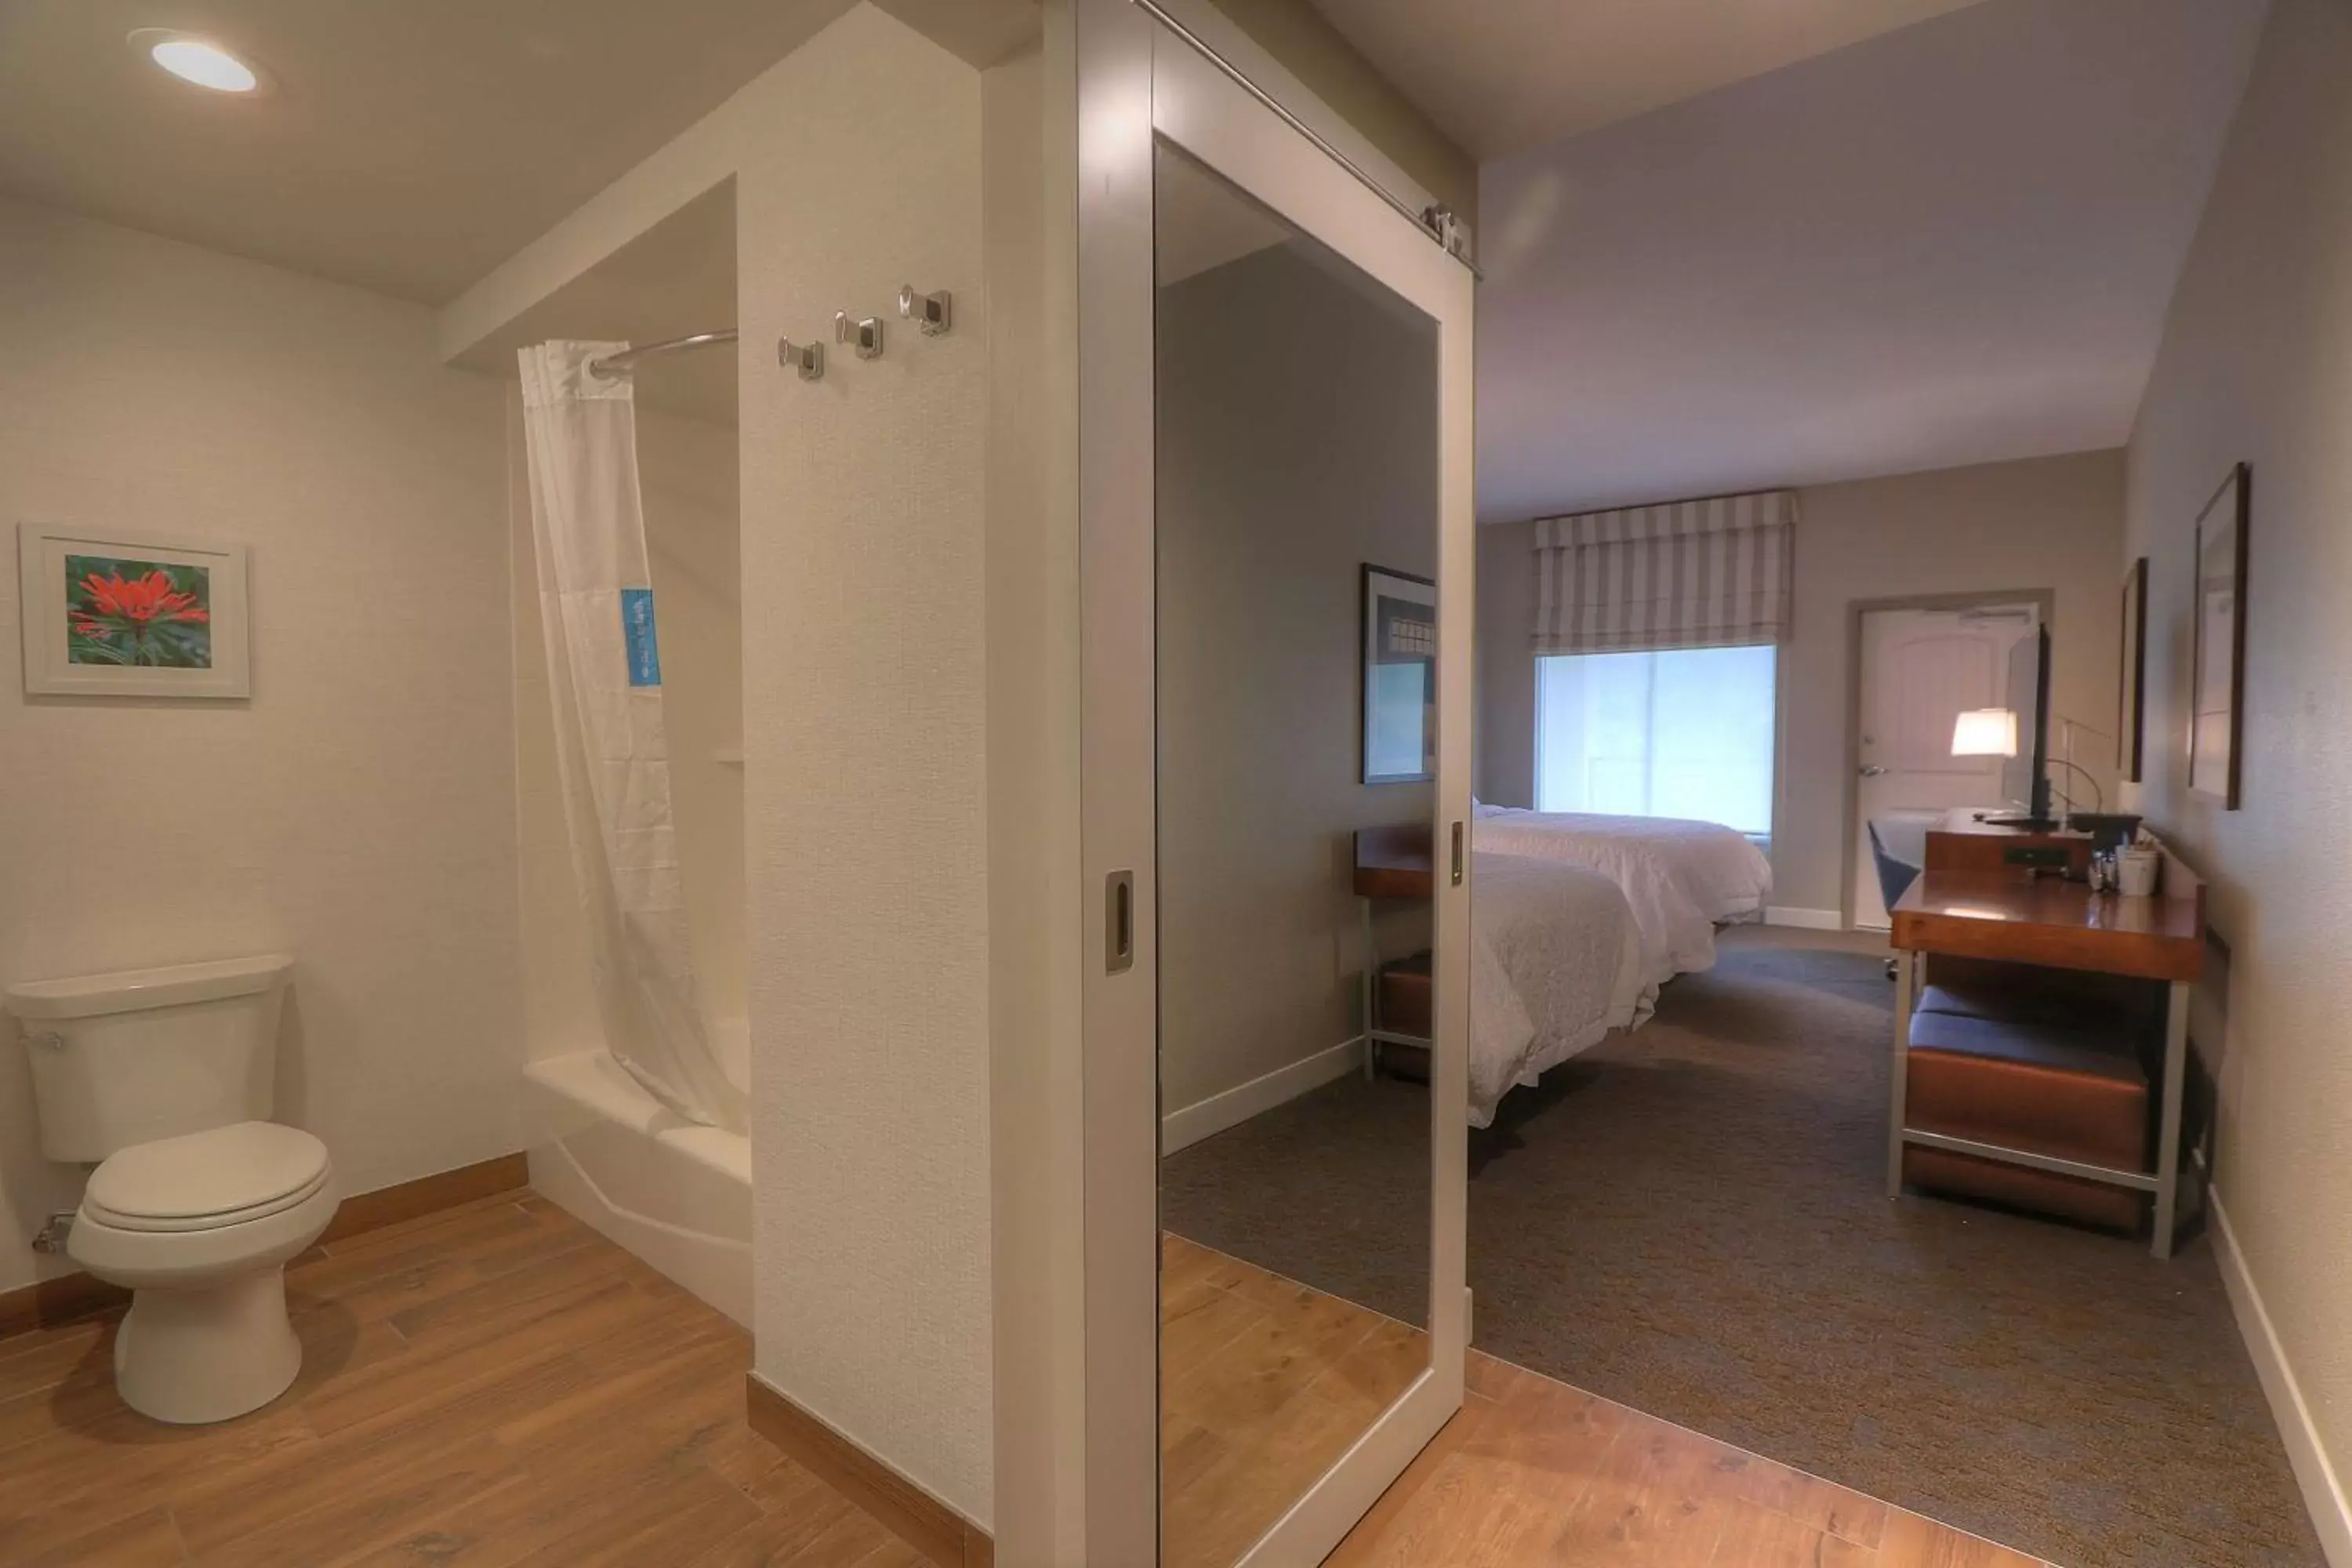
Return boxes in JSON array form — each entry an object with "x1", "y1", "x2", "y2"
[
  {"x1": 456, "y1": 179, "x2": 739, "y2": 427},
  {"x1": 1475, "y1": 0, "x2": 2268, "y2": 522},
  {"x1": 870, "y1": 0, "x2": 1040, "y2": 68},
  {"x1": 1305, "y1": 0, "x2": 1991, "y2": 162},
  {"x1": 0, "y1": 0, "x2": 867, "y2": 306}
]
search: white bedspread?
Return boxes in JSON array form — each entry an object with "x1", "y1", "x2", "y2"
[
  {"x1": 1469, "y1": 851, "x2": 1653, "y2": 1127},
  {"x1": 1472, "y1": 807, "x2": 1773, "y2": 985}
]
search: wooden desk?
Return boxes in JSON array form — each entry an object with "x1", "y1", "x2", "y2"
[{"x1": 1888, "y1": 870, "x2": 2204, "y2": 1258}]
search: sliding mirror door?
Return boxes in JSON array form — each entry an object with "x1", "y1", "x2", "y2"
[
  {"x1": 1153, "y1": 137, "x2": 1443, "y2": 1567},
  {"x1": 1076, "y1": 4, "x2": 1476, "y2": 1562}
]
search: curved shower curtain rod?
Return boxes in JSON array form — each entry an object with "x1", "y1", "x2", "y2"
[{"x1": 586, "y1": 328, "x2": 739, "y2": 381}]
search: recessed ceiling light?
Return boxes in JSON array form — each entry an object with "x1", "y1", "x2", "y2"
[{"x1": 127, "y1": 29, "x2": 267, "y2": 94}]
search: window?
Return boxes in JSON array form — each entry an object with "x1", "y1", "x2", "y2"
[{"x1": 1535, "y1": 644, "x2": 1777, "y2": 834}]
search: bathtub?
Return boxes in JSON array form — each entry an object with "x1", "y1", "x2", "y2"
[{"x1": 522, "y1": 1022, "x2": 750, "y2": 1327}]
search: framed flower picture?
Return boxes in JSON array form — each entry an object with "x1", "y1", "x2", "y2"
[{"x1": 17, "y1": 524, "x2": 252, "y2": 699}]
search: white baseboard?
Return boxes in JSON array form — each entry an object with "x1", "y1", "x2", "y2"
[
  {"x1": 2212, "y1": 1189, "x2": 2352, "y2": 1566},
  {"x1": 1765, "y1": 906, "x2": 1844, "y2": 931},
  {"x1": 1162, "y1": 1037, "x2": 1364, "y2": 1155}
]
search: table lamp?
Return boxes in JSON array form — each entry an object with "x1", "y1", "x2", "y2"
[{"x1": 1950, "y1": 708, "x2": 2019, "y2": 758}]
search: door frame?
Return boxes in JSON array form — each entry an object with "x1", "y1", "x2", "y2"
[
  {"x1": 1840, "y1": 587, "x2": 2054, "y2": 927},
  {"x1": 1072, "y1": 0, "x2": 1476, "y2": 1560}
]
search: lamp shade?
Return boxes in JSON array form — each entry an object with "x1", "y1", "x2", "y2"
[{"x1": 1951, "y1": 707, "x2": 2020, "y2": 758}]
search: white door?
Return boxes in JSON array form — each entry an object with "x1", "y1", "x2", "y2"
[
  {"x1": 1852, "y1": 604, "x2": 2038, "y2": 927},
  {"x1": 1076, "y1": 2, "x2": 1475, "y2": 1563}
]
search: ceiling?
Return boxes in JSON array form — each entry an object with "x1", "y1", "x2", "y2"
[
  {"x1": 1305, "y1": 0, "x2": 1991, "y2": 162},
  {"x1": 1473, "y1": 0, "x2": 2268, "y2": 522},
  {"x1": 0, "y1": 0, "x2": 1034, "y2": 307},
  {"x1": 1157, "y1": 146, "x2": 1290, "y2": 287}
]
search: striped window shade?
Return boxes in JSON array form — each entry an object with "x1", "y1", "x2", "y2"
[{"x1": 1531, "y1": 489, "x2": 1797, "y2": 654}]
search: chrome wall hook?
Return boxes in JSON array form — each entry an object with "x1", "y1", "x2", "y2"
[
  {"x1": 778, "y1": 336, "x2": 825, "y2": 380},
  {"x1": 898, "y1": 285, "x2": 953, "y2": 337},
  {"x1": 836, "y1": 311, "x2": 885, "y2": 360}
]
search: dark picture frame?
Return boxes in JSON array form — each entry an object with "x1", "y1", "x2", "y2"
[
  {"x1": 1360, "y1": 563, "x2": 1436, "y2": 785},
  {"x1": 2188, "y1": 463, "x2": 2250, "y2": 809},
  {"x1": 2118, "y1": 556, "x2": 2147, "y2": 783}
]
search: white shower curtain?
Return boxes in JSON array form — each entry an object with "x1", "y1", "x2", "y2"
[{"x1": 518, "y1": 341, "x2": 746, "y2": 1134}]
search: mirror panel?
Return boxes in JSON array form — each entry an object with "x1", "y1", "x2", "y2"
[{"x1": 1152, "y1": 137, "x2": 1439, "y2": 1568}]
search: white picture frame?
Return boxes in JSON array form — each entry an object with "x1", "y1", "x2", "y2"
[{"x1": 18, "y1": 523, "x2": 252, "y2": 699}]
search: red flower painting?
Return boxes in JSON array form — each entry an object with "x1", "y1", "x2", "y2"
[{"x1": 65, "y1": 557, "x2": 214, "y2": 668}]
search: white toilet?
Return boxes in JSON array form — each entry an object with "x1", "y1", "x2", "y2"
[{"x1": 6, "y1": 954, "x2": 338, "y2": 1425}]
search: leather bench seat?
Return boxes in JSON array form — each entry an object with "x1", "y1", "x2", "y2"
[{"x1": 1903, "y1": 1004, "x2": 2150, "y2": 1232}]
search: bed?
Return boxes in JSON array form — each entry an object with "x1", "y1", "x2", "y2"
[
  {"x1": 1470, "y1": 804, "x2": 1773, "y2": 985},
  {"x1": 1467, "y1": 851, "x2": 1653, "y2": 1125},
  {"x1": 1354, "y1": 827, "x2": 1653, "y2": 1127}
]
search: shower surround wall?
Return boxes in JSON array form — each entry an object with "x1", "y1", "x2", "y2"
[{"x1": 0, "y1": 194, "x2": 522, "y2": 1296}]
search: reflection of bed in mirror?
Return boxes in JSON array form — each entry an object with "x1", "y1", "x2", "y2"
[
  {"x1": 1469, "y1": 804, "x2": 1773, "y2": 984},
  {"x1": 1355, "y1": 826, "x2": 1655, "y2": 1126}
]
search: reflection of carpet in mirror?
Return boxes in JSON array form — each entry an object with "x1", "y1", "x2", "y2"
[
  {"x1": 1167, "y1": 1236, "x2": 2042, "y2": 1567},
  {"x1": 1161, "y1": 1233, "x2": 1426, "y2": 1568}
]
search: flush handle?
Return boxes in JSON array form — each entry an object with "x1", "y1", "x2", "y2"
[
  {"x1": 1105, "y1": 870, "x2": 1134, "y2": 975},
  {"x1": 1451, "y1": 821, "x2": 1465, "y2": 886}
]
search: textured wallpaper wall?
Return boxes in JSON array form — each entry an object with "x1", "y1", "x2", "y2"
[
  {"x1": 735, "y1": 8, "x2": 996, "y2": 1523},
  {"x1": 2122, "y1": 0, "x2": 2352, "y2": 1544},
  {"x1": 0, "y1": 194, "x2": 521, "y2": 1293}
]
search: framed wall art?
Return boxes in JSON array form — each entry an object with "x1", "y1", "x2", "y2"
[
  {"x1": 2187, "y1": 464, "x2": 2249, "y2": 808},
  {"x1": 1360, "y1": 563, "x2": 1436, "y2": 785},
  {"x1": 18, "y1": 524, "x2": 252, "y2": 699},
  {"x1": 2118, "y1": 555, "x2": 2147, "y2": 783}
]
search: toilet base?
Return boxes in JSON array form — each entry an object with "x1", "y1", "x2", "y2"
[{"x1": 114, "y1": 1268, "x2": 302, "y2": 1425}]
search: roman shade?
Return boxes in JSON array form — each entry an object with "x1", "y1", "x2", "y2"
[{"x1": 1531, "y1": 489, "x2": 1796, "y2": 654}]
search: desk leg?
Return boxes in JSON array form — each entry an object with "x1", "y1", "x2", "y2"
[
  {"x1": 1360, "y1": 897, "x2": 1377, "y2": 1083},
  {"x1": 2153, "y1": 979, "x2": 2190, "y2": 1260},
  {"x1": 1888, "y1": 948, "x2": 1916, "y2": 1199}
]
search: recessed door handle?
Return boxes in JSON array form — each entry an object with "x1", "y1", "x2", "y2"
[
  {"x1": 1105, "y1": 870, "x2": 1134, "y2": 975},
  {"x1": 1859, "y1": 764, "x2": 1889, "y2": 778}
]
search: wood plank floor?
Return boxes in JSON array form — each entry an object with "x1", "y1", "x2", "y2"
[
  {"x1": 0, "y1": 1189, "x2": 2052, "y2": 1566},
  {"x1": 0, "y1": 1189, "x2": 917, "y2": 1567},
  {"x1": 1163, "y1": 1233, "x2": 1426, "y2": 1568}
]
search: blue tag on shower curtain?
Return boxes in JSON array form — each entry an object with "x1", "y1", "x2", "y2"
[{"x1": 620, "y1": 589, "x2": 662, "y2": 687}]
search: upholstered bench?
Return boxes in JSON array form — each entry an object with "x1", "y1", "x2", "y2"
[{"x1": 1902, "y1": 982, "x2": 2152, "y2": 1232}]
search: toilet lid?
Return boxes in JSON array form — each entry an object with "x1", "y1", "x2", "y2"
[{"x1": 84, "y1": 1122, "x2": 332, "y2": 1233}]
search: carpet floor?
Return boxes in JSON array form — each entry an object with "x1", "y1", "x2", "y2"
[{"x1": 1161, "y1": 925, "x2": 2321, "y2": 1568}]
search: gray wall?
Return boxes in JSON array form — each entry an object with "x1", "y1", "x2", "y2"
[
  {"x1": 1157, "y1": 242, "x2": 1437, "y2": 1114},
  {"x1": 1476, "y1": 448, "x2": 2125, "y2": 916},
  {"x1": 2122, "y1": 0, "x2": 2352, "y2": 1523}
]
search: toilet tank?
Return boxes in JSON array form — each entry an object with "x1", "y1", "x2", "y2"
[{"x1": 5, "y1": 955, "x2": 295, "y2": 1163}]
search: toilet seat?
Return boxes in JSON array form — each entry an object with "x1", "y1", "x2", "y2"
[{"x1": 83, "y1": 1122, "x2": 332, "y2": 1233}]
